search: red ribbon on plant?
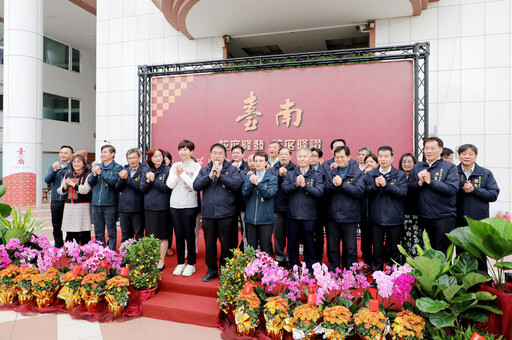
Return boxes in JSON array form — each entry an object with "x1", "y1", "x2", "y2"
[
  {"x1": 72, "y1": 265, "x2": 82, "y2": 275},
  {"x1": 307, "y1": 293, "x2": 317, "y2": 305},
  {"x1": 243, "y1": 282, "x2": 254, "y2": 294},
  {"x1": 369, "y1": 299, "x2": 379, "y2": 312},
  {"x1": 100, "y1": 259, "x2": 108, "y2": 268},
  {"x1": 120, "y1": 267, "x2": 129, "y2": 277}
]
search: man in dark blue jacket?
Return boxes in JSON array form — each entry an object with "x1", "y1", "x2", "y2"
[
  {"x1": 409, "y1": 137, "x2": 459, "y2": 254},
  {"x1": 44, "y1": 145, "x2": 73, "y2": 248},
  {"x1": 230, "y1": 145, "x2": 249, "y2": 251},
  {"x1": 324, "y1": 146, "x2": 365, "y2": 272},
  {"x1": 322, "y1": 138, "x2": 358, "y2": 175},
  {"x1": 456, "y1": 144, "x2": 499, "y2": 272},
  {"x1": 115, "y1": 148, "x2": 146, "y2": 242},
  {"x1": 193, "y1": 143, "x2": 243, "y2": 282},
  {"x1": 268, "y1": 147, "x2": 296, "y2": 267},
  {"x1": 88, "y1": 144, "x2": 123, "y2": 250},
  {"x1": 282, "y1": 148, "x2": 324, "y2": 271},
  {"x1": 364, "y1": 146, "x2": 408, "y2": 271}
]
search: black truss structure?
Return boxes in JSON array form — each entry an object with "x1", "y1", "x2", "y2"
[{"x1": 138, "y1": 42, "x2": 429, "y2": 158}]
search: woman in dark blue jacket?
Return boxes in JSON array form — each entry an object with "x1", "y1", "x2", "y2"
[
  {"x1": 241, "y1": 151, "x2": 278, "y2": 255},
  {"x1": 139, "y1": 147, "x2": 172, "y2": 270}
]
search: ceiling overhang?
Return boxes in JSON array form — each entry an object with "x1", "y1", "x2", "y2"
[{"x1": 153, "y1": 0, "x2": 439, "y2": 40}]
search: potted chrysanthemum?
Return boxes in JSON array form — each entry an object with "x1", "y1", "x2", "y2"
[
  {"x1": 14, "y1": 266, "x2": 39, "y2": 304},
  {"x1": 291, "y1": 303, "x2": 322, "y2": 340},
  {"x1": 322, "y1": 305, "x2": 353, "y2": 340},
  {"x1": 31, "y1": 267, "x2": 60, "y2": 308},
  {"x1": 354, "y1": 300, "x2": 387, "y2": 340},
  {"x1": 80, "y1": 271, "x2": 106, "y2": 311},
  {"x1": 233, "y1": 282, "x2": 261, "y2": 337},
  {"x1": 390, "y1": 310, "x2": 425, "y2": 340},
  {"x1": 105, "y1": 275, "x2": 130, "y2": 317},
  {"x1": 58, "y1": 266, "x2": 83, "y2": 309},
  {"x1": 263, "y1": 295, "x2": 290, "y2": 340},
  {"x1": 0, "y1": 264, "x2": 20, "y2": 304}
]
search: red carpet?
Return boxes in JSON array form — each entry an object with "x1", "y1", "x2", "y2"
[{"x1": 141, "y1": 228, "x2": 221, "y2": 328}]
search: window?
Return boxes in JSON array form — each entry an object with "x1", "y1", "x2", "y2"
[
  {"x1": 43, "y1": 37, "x2": 81, "y2": 73},
  {"x1": 43, "y1": 93, "x2": 80, "y2": 123}
]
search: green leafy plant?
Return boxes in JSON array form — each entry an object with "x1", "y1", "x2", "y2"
[
  {"x1": 447, "y1": 217, "x2": 512, "y2": 291},
  {"x1": 124, "y1": 235, "x2": 162, "y2": 289},
  {"x1": 0, "y1": 207, "x2": 46, "y2": 245},
  {"x1": 0, "y1": 184, "x2": 12, "y2": 218},
  {"x1": 399, "y1": 230, "x2": 502, "y2": 333},
  {"x1": 428, "y1": 324, "x2": 503, "y2": 340}
]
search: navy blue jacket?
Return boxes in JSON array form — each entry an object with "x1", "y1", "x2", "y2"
[
  {"x1": 193, "y1": 161, "x2": 243, "y2": 219},
  {"x1": 269, "y1": 161, "x2": 297, "y2": 212},
  {"x1": 364, "y1": 167, "x2": 408, "y2": 226},
  {"x1": 230, "y1": 160, "x2": 249, "y2": 213},
  {"x1": 242, "y1": 171, "x2": 278, "y2": 225},
  {"x1": 324, "y1": 165, "x2": 365, "y2": 223},
  {"x1": 88, "y1": 161, "x2": 123, "y2": 206},
  {"x1": 409, "y1": 159, "x2": 459, "y2": 219},
  {"x1": 456, "y1": 163, "x2": 499, "y2": 226},
  {"x1": 230, "y1": 159, "x2": 249, "y2": 172},
  {"x1": 404, "y1": 175, "x2": 419, "y2": 215},
  {"x1": 115, "y1": 163, "x2": 147, "y2": 213},
  {"x1": 281, "y1": 166, "x2": 324, "y2": 220},
  {"x1": 139, "y1": 164, "x2": 171, "y2": 211},
  {"x1": 44, "y1": 162, "x2": 71, "y2": 202}
]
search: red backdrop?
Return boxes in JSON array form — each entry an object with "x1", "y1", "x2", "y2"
[{"x1": 151, "y1": 61, "x2": 414, "y2": 166}]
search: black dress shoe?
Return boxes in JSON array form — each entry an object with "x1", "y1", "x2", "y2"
[{"x1": 202, "y1": 271, "x2": 218, "y2": 282}]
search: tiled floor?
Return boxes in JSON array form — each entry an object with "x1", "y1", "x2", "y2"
[{"x1": 0, "y1": 310, "x2": 221, "y2": 340}]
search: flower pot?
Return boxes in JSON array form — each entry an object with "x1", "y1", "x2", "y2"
[
  {"x1": 359, "y1": 332, "x2": 384, "y2": 340},
  {"x1": 16, "y1": 288, "x2": 33, "y2": 305},
  {"x1": 33, "y1": 289, "x2": 57, "y2": 308},
  {"x1": 105, "y1": 293, "x2": 125, "y2": 317},
  {"x1": 324, "y1": 329, "x2": 347, "y2": 340},
  {"x1": 0, "y1": 286, "x2": 17, "y2": 305},
  {"x1": 478, "y1": 282, "x2": 512, "y2": 340},
  {"x1": 265, "y1": 328, "x2": 283, "y2": 340},
  {"x1": 80, "y1": 288, "x2": 102, "y2": 312},
  {"x1": 57, "y1": 286, "x2": 81, "y2": 310}
]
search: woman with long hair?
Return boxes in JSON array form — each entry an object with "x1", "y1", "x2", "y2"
[
  {"x1": 57, "y1": 153, "x2": 92, "y2": 245},
  {"x1": 140, "y1": 147, "x2": 172, "y2": 270}
]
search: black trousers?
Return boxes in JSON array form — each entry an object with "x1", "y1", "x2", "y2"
[
  {"x1": 203, "y1": 216, "x2": 237, "y2": 273},
  {"x1": 327, "y1": 221, "x2": 358, "y2": 272},
  {"x1": 360, "y1": 218, "x2": 373, "y2": 266},
  {"x1": 314, "y1": 213, "x2": 326, "y2": 263},
  {"x1": 246, "y1": 223, "x2": 273, "y2": 255},
  {"x1": 273, "y1": 212, "x2": 288, "y2": 262},
  {"x1": 372, "y1": 224, "x2": 402, "y2": 272},
  {"x1": 419, "y1": 216, "x2": 455, "y2": 254},
  {"x1": 171, "y1": 208, "x2": 197, "y2": 265},
  {"x1": 65, "y1": 231, "x2": 91, "y2": 245},
  {"x1": 287, "y1": 218, "x2": 316, "y2": 271},
  {"x1": 50, "y1": 200, "x2": 65, "y2": 248},
  {"x1": 119, "y1": 212, "x2": 144, "y2": 243}
]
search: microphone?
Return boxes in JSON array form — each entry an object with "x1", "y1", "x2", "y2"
[{"x1": 213, "y1": 160, "x2": 220, "y2": 178}]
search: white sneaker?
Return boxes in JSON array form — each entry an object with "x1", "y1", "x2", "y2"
[
  {"x1": 173, "y1": 264, "x2": 186, "y2": 276},
  {"x1": 181, "y1": 264, "x2": 196, "y2": 277}
]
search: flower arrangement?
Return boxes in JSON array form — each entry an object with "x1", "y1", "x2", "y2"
[
  {"x1": 31, "y1": 267, "x2": 60, "y2": 307},
  {"x1": 58, "y1": 267, "x2": 84, "y2": 309},
  {"x1": 233, "y1": 282, "x2": 261, "y2": 336},
  {"x1": 0, "y1": 264, "x2": 20, "y2": 304},
  {"x1": 263, "y1": 296, "x2": 290, "y2": 340},
  {"x1": 105, "y1": 275, "x2": 130, "y2": 317},
  {"x1": 292, "y1": 303, "x2": 322, "y2": 339},
  {"x1": 14, "y1": 266, "x2": 39, "y2": 304},
  {"x1": 390, "y1": 310, "x2": 425, "y2": 340},
  {"x1": 81, "y1": 271, "x2": 107, "y2": 311},
  {"x1": 372, "y1": 264, "x2": 415, "y2": 304},
  {"x1": 354, "y1": 306, "x2": 387, "y2": 340},
  {"x1": 322, "y1": 305, "x2": 352, "y2": 339},
  {"x1": 124, "y1": 236, "x2": 161, "y2": 290},
  {"x1": 218, "y1": 246, "x2": 257, "y2": 313},
  {"x1": 0, "y1": 245, "x2": 11, "y2": 269}
]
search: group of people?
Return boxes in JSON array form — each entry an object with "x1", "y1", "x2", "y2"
[{"x1": 45, "y1": 136, "x2": 500, "y2": 282}]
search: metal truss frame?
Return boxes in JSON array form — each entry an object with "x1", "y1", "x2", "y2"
[{"x1": 138, "y1": 42, "x2": 429, "y2": 158}]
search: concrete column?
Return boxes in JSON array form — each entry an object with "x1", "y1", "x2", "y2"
[{"x1": 2, "y1": 0, "x2": 44, "y2": 206}]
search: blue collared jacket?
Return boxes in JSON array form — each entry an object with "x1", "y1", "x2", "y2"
[
  {"x1": 281, "y1": 166, "x2": 324, "y2": 220},
  {"x1": 242, "y1": 171, "x2": 278, "y2": 225},
  {"x1": 88, "y1": 161, "x2": 123, "y2": 206},
  {"x1": 115, "y1": 163, "x2": 147, "y2": 213},
  {"x1": 324, "y1": 165, "x2": 365, "y2": 223}
]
